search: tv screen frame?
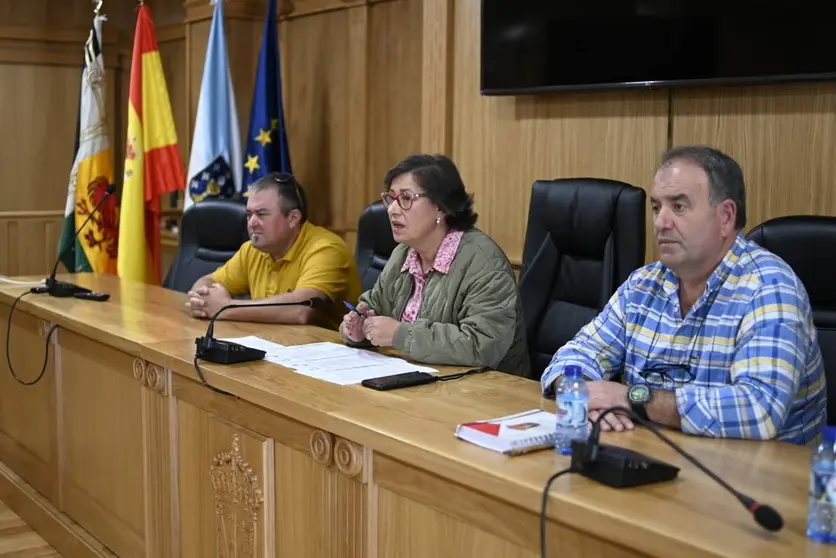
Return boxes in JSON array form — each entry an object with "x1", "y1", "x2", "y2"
[{"x1": 479, "y1": 0, "x2": 836, "y2": 96}]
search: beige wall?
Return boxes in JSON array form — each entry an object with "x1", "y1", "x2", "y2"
[{"x1": 3, "y1": 0, "x2": 836, "y2": 277}]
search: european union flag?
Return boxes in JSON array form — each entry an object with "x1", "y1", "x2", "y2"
[{"x1": 243, "y1": 0, "x2": 292, "y2": 193}]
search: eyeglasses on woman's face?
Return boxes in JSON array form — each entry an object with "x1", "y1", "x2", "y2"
[{"x1": 381, "y1": 190, "x2": 430, "y2": 210}]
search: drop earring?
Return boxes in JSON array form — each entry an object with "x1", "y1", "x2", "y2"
[{"x1": 436, "y1": 216, "x2": 441, "y2": 225}]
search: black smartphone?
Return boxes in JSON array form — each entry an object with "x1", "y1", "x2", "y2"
[
  {"x1": 73, "y1": 291, "x2": 110, "y2": 302},
  {"x1": 361, "y1": 371, "x2": 438, "y2": 391}
]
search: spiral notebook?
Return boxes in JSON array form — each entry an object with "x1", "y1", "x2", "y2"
[{"x1": 454, "y1": 409, "x2": 556, "y2": 455}]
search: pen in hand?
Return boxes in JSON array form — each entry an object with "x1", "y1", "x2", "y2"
[{"x1": 343, "y1": 300, "x2": 366, "y2": 317}]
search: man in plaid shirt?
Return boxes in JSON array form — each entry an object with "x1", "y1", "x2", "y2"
[{"x1": 542, "y1": 145, "x2": 826, "y2": 445}]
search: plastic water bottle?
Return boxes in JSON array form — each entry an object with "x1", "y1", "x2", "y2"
[
  {"x1": 808, "y1": 426, "x2": 836, "y2": 543},
  {"x1": 554, "y1": 365, "x2": 589, "y2": 455}
]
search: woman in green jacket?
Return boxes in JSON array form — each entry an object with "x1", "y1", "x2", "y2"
[{"x1": 340, "y1": 154, "x2": 530, "y2": 378}]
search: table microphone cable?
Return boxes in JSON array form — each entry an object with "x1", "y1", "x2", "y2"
[
  {"x1": 539, "y1": 464, "x2": 580, "y2": 558},
  {"x1": 584, "y1": 406, "x2": 783, "y2": 532},
  {"x1": 4, "y1": 291, "x2": 59, "y2": 386},
  {"x1": 192, "y1": 356, "x2": 237, "y2": 398},
  {"x1": 436, "y1": 366, "x2": 490, "y2": 381},
  {"x1": 539, "y1": 405, "x2": 783, "y2": 558}
]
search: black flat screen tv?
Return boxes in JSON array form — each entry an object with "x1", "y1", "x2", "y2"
[{"x1": 481, "y1": 0, "x2": 836, "y2": 95}]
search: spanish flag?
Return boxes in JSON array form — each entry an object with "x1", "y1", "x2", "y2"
[{"x1": 117, "y1": 4, "x2": 185, "y2": 284}]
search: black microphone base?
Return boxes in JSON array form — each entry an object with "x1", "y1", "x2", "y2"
[
  {"x1": 571, "y1": 440, "x2": 680, "y2": 488},
  {"x1": 195, "y1": 337, "x2": 266, "y2": 364},
  {"x1": 32, "y1": 280, "x2": 92, "y2": 298}
]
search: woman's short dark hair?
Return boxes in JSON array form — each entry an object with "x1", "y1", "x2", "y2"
[{"x1": 383, "y1": 154, "x2": 478, "y2": 231}]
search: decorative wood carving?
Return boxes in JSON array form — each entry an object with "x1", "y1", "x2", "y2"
[
  {"x1": 309, "y1": 429, "x2": 333, "y2": 466},
  {"x1": 334, "y1": 437, "x2": 363, "y2": 478},
  {"x1": 132, "y1": 358, "x2": 169, "y2": 395},
  {"x1": 211, "y1": 434, "x2": 264, "y2": 558}
]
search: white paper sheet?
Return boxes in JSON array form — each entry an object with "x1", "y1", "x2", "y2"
[{"x1": 220, "y1": 337, "x2": 437, "y2": 385}]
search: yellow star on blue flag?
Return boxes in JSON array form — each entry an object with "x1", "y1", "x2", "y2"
[{"x1": 243, "y1": 0, "x2": 292, "y2": 193}]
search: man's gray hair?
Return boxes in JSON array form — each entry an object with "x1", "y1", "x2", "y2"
[{"x1": 660, "y1": 145, "x2": 747, "y2": 230}]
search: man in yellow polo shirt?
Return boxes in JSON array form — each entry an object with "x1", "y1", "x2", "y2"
[{"x1": 185, "y1": 172, "x2": 362, "y2": 330}]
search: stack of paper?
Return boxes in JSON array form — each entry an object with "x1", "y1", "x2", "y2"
[{"x1": 220, "y1": 336, "x2": 437, "y2": 385}]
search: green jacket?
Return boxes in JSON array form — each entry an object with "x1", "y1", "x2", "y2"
[{"x1": 343, "y1": 228, "x2": 530, "y2": 378}]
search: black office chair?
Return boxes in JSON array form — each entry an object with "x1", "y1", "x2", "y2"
[
  {"x1": 746, "y1": 215, "x2": 836, "y2": 425},
  {"x1": 163, "y1": 199, "x2": 250, "y2": 293},
  {"x1": 355, "y1": 201, "x2": 397, "y2": 292},
  {"x1": 519, "y1": 178, "x2": 647, "y2": 380}
]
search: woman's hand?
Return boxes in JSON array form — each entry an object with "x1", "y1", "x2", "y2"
[
  {"x1": 362, "y1": 315, "x2": 399, "y2": 347},
  {"x1": 341, "y1": 302, "x2": 371, "y2": 341}
]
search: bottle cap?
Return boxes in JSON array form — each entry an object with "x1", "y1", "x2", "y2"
[
  {"x1": 564, "y1": 365, "x2": 583, "y2": 379},
  {"x1": 824, "y1": 426, "x2": 836, "y2": 443}
]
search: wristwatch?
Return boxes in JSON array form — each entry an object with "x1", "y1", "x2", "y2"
[{"x1": 627, "y1": 384, "x2": 652, "y2": 422}]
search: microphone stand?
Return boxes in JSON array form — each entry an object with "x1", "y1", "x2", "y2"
[
  {"x1": 191, "y1": 297, "x2": 326, "y2": 395},
  {"x1": 540, "y1": 406, "x2": 784, "y2": 558},
  {"x1": 577, "y1": 406, "x2": 784, "y2": 532},
  {"x1": 33, "y1": 184, "x2": 116, "y2": 298},
  {"x1": 195, "y1": 298, "x2": 324, "y2": 364}
]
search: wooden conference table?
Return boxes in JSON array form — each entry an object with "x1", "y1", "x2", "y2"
[{"x1": 0, "y1": 273, "x2": 830, "y2": 558}]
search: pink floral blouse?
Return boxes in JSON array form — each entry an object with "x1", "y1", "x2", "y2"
[{"x1": 400, "y1": 230, "x2": 464, "y2": 322}]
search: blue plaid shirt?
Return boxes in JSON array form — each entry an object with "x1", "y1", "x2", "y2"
[{"x1": 542, "y1": 234, "x2": 826, "y2": 445}]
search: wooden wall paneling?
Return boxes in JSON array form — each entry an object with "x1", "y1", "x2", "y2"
[
  {"x1": 0, "y1": 24, "x2": 119, "y2": 276},
  {"x1": 59, "y1": 331, "x2": 147, "y2": 557},
  {"x1": 420, "y1": 0, "x2": 453, "y2": 155},
  {"x1": 0, "y1": 308, "x2": 57, "y2": 502},
  {"x1": 0, "y1": 212, "x2": 63, "y2": 276},
  {"x1": 671, "y1": 83, "x2": 836, "y2": 233},
  {"x1": 176, "y1": 398, "x2": 275, "y2": 558},
  {"x1": 0, "y1": 62, "x2": 85, "y2": 213},
  {"x1": 173, "y1": 376, "x2": 369, "y2": 557},
  {"x1": 0, "y1": 3, "x2": 141, "y2": 277},
  {"x1": 281, "y1": 0, "x2": 376, "y2": 20},
  {"x1": 138, "y1": 361, "x2": 176, "y2": 558},
  {"x1": 283, "y1": 9, "x2": 350, "y2": 229},
  {"x1": 343, "y1": 4, "x2": 370, "y2": 235},
  {"x1": 367, "y1": 0, "x2": 423, "y2": 193},
  {"x1": 0, "y1": 0, "x2": 114, "y2": 29},
  {"x1": 449, "y1": 0, "x2": 668, "y2": 264},
  {"x1": 373, "y1": 453, "x2": 644, "y2": 558}
]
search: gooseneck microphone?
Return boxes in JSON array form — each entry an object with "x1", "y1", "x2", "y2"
[
  {"x1": 34, "y1": 183, "x2": 117, "y2": 298},
  {"x1": 577, "y1": 406, "x2": 784, "y2": 532},
  {"x1": 194, "y1": 297, "x2": 327, "y2": 365}
]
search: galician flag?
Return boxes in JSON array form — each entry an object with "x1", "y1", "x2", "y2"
[
  {"x1": 185, "y1": 0, "x2": 242, "y2": 211},
  {"x1": 117, "y1": 3, "x2": 185, "y2": 285},
  {"x1": 57, "y1": 13, "x2": 119, "y2": 274}
]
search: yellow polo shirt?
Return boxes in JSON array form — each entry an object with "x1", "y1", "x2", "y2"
[{"x1": 211, "y1": 222, "x2": 362, "y2": 330}]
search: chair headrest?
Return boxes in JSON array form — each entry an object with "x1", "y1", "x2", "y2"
[
  {"x1": 746, "y1": 216, "x2": 836, "y2": 310},
  {"x1": 181, "y1": 199, "x2": 249, "y2": 251},
  {"x1": 528, "y1": 178, "x2": 646, "y2": 259},
  {"x1": 358, "y1": 201, "x2": 397, "y2": 257}
]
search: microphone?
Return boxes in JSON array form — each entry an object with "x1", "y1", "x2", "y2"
[
  {"x1": 573, "y1": 406, "x2": 784, "y2": 533},
  {"x1": 34, "y1": 182, "x2": 117, "y2": 298},
  {"x1": 194, "y1": 297, "x2": 326, "y2": 364}
]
